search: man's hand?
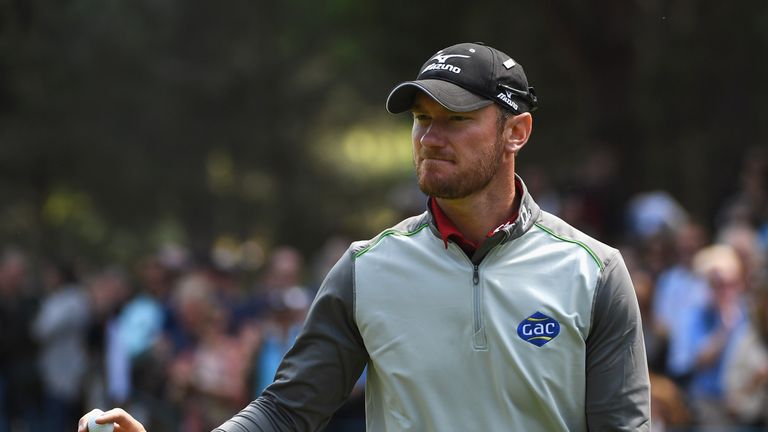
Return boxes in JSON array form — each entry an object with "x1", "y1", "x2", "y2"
[{"x1": 78, "y1": 408, "x2": 147, "y2": 432}]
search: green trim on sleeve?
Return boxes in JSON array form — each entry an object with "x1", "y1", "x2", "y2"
[
  {"x1": 534, "y1": 222, "x2": 604, "y2": 271},
  {"x1": 354, "y1": 223, "x2": 430, "y2": 259}
]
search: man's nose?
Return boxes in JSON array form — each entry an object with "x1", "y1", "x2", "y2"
[{"x1": 419, "y1": 121, "x2": 445, "y2": 148}]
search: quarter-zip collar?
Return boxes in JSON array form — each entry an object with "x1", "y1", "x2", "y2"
[{"x1": 426, "y1": 174, "x2": 541, "y2": 263}]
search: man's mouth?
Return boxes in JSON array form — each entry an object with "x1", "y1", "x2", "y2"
[{"x1": 420, "y1": 154, "x2": 454, "y2": 164}]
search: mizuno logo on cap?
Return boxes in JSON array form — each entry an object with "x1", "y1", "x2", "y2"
[
  {"x1": 421, "y1": 52, "x2": 472, "y2": 75},
  {"x1": 496, "y1": 90, "x2": 519, "y2": 111},
  {"x1": 431, "y1": 53, "x2": 471, "y2": 63}
]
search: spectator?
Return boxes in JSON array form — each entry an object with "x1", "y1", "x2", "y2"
[
  {"x1": 86, "y1": 268, "x2": 132, "y2": 409},
  {"x1": 116, "y1": 256, "x2": 178, "y2": 432},
  {"x1": 32, "y1": 261, "x2": 90, "y2": 430},
  {"x1": 626, "y1": 191, "x2": 688, "y2": 241},
  {"x1": 724, "y1": 278, "x2": 768, "y2": 427},
  {"x1": 181, "y1": 303, "x2": 253, "y2": 432},
  {"x1": 717, "y1": 223, "x2": 766, "y2": 291},
  {"x1": 115, "y1": 256, "x2": 174, "y2": 390},
  {"x1": 165, "y1": 272, "x2": 217, "y2": 429},
  {"x1": 248, "y1": 246, "x2": 312, "y2": 396},
  {"x1": 654, "y1": 222, "x2": 710, "y2": 378},
  {"x1": 0, "y1": 249, "x2": 42, "y2": 432},
  {"x1": 676, "y1": 245, "x2": 748, "y2": 425}
]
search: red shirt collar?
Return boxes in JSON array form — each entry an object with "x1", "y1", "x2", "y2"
[{"x1": 430, "y1": 179, "x2": 524, "y2": 255}]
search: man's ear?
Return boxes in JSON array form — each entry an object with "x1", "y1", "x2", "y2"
[{"x1": 503, "y1": 112, "x2": 533, "y2": 154}]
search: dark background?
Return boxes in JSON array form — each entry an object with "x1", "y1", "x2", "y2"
[{"x1": 2, "y1": 0, "x2": 766, "y2": 264}]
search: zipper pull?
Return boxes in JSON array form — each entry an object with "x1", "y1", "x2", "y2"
[{"x1": 473, "y1": 264, "x2": 479, "y2": 285}]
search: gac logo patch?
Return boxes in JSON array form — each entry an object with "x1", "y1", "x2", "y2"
[{"x1": 517, "y1": 312, "x2": 560, "y2": 347}]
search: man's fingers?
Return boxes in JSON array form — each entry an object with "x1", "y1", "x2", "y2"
[
  {"x1": 95, "y1": 408, "x2": 127, "y2": 424},
  {"x1": 78, "y1": 409, "x2": 105, "y2": 431},
  {"x1": 96, "y1": 408, "x2": 146, "y2": 432},
  {"x1": 78, "y1": 408, "x2": 146, "y2": 432}
]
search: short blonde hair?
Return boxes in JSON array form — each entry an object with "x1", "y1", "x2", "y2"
[{"x1": 692, "y1": 244, "x2": 743, "y2": 282}]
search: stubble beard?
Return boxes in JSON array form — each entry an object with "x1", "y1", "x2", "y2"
[{"x1": 416, "y1": 135, "x2": 505, "y2": 199}]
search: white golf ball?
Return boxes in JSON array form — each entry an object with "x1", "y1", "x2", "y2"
[{"x1": 88, "y1": 410, "x2": 115, "y2": 432}]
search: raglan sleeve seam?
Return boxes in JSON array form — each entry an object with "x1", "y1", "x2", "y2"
[
  {"x1": 586, "y1": 249, "x2": 618, "y2": 340},
  {"x1": 585, "y1": 249, "x2": 651, "y2": 431}
]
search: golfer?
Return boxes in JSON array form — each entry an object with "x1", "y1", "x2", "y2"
[{"x1": 80, "y1": 42, "x2": 650, "y2": 432}]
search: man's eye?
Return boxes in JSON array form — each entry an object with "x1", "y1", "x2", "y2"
[
  {"x1": 413, "y1": 114, "x2": 431, "y2": 121},
  {"x1": 450, "y1": 115, "x2": 470, "y2": 121}
]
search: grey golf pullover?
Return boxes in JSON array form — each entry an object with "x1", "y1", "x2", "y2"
[{"x1": 215, "y1": 177, "x2": 651, "y2": 432}]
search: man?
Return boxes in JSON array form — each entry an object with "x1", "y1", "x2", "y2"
[{"x1": 80, "y1": 42, "x2": 650, "y2": 432}]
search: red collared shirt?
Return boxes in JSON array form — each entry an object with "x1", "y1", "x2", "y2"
[{"x1": 429, "y1": 179, "x2": 523, "y2": 256}]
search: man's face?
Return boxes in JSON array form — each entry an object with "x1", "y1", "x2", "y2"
[{"x1": 411, "y1": 92, "x2": 505, "y2": 199}]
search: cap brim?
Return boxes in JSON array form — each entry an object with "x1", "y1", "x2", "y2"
[{"x1": 386, "y1": 79, "x2": 493, "y2": 114}]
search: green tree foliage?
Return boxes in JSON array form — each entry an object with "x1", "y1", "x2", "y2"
[{"x1": 1, "y1": 0, "x2": 767, "y2": 263}]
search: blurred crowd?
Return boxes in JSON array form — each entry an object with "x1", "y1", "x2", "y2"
[
  {"x1": 0, "y1": 238, "x2": 364, "y2": 432},
  {"x1": 1, "y1": 148, "x2": 766, "y2": 432}
]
